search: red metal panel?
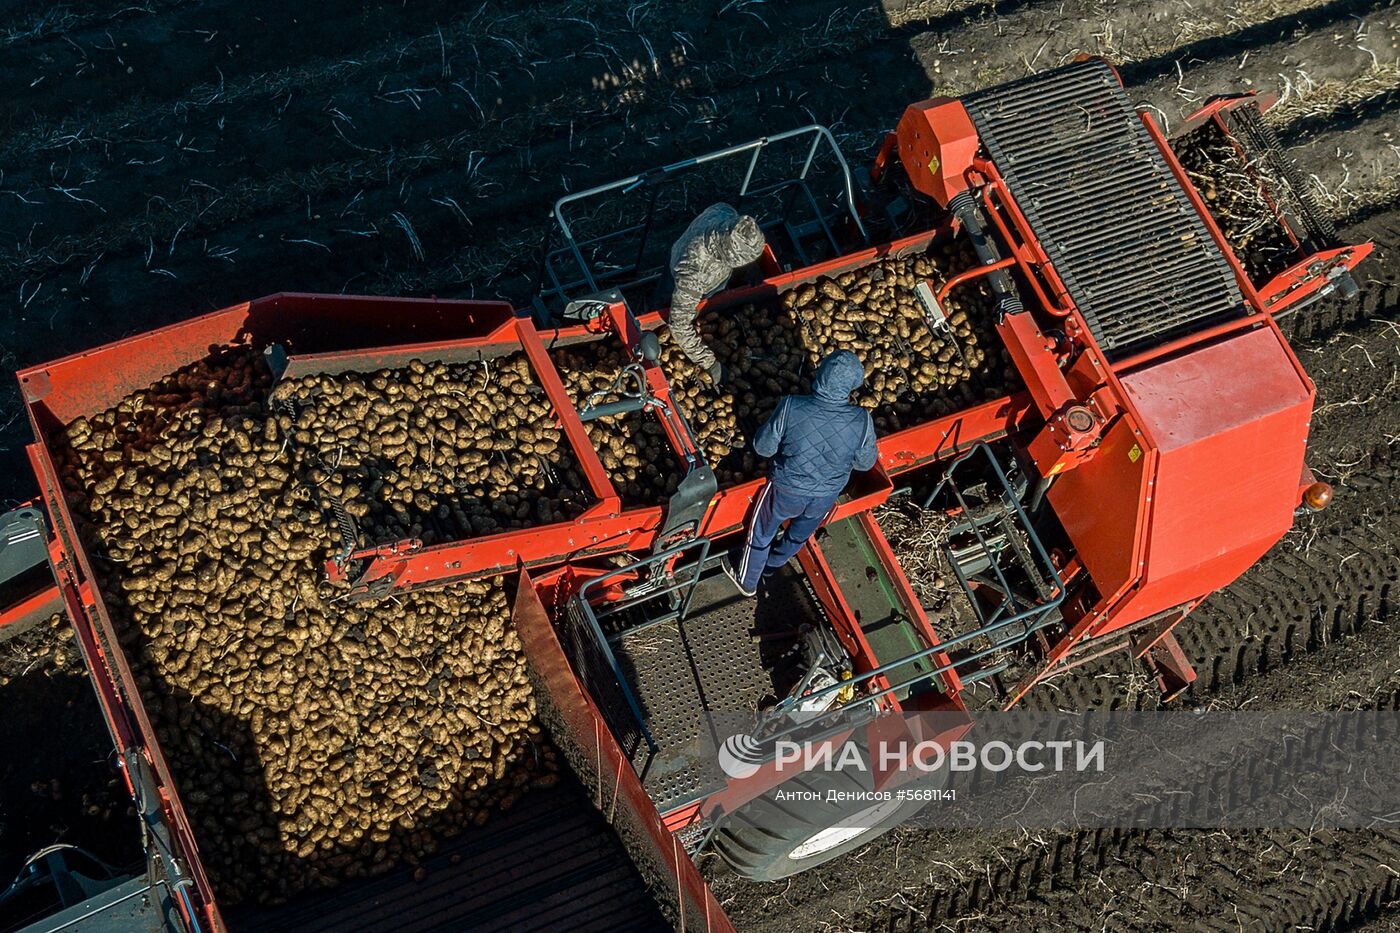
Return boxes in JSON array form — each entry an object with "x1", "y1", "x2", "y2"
[
  {"x1": 0, "y1": 583, "x2": 60, "y2": 633},
  {"x1": 1045, "y1": 415, "x2": 1152, "y2": 609},
  {"x1": 27, "y1": 446, "x2": 225, "y2": 931},
  {"x1": 1112, "y1": 325, "x2": 1312, "y2": 626},
  {"x1": 997, "y1": 312, "x2": 1075, "y2": 418},
  {"x1": 895, "y1": 98, "x2": 979, "y2": 206},
  {"x1": 877, "y1": 393, "x2": 1025, "y2": 475},
  {"x1": 1256, "y1": 244, "x2": 1374, "y2": 313},
  {"x1": 17, "y1": 294, "x2": 514, "y2": 429}
]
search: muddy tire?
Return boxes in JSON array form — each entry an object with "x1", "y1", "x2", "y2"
[{"x1": 713, "y1": 765, "x2": 937, "y2": 882}]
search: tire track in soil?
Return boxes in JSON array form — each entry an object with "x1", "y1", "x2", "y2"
[
  {"x1": 859, "y1": 592, "x2": 1400, "y2": 933},
  {"x1": 878, "y1": 831, "x2": 1400, "y2": 932}
]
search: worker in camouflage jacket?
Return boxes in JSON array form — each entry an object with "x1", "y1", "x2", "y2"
[
  {"x1": 667, "y1": 203, "x2": 767, "y2": 383},
  {"x1": 724, "y1": 349, "x2": 878, "y2": 596}
]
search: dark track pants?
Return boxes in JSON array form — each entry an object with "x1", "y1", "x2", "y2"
[{"x1": 736, "y1": 481, "x2": 839, "y2": 592}]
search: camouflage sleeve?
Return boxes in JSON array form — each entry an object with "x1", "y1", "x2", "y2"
[{"x1": 667, "y1": 275, "x2": 718, "y2": 371}]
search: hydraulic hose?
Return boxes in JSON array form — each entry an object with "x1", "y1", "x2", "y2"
[
  {"x1": 947, "y1": 189, "x2": 1023, "y2": 318},
  {"x1": 579, "y1": 397, "x2": 649, "y2": 422}
]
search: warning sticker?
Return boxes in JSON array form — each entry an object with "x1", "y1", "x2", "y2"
[{"x1": 1128, "y1": 443, "x2": 1142, "y2": 463}]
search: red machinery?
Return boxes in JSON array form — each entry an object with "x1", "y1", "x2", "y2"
[
  {"x1": 6, "y1": 58, "x2": 1370, "y2": 927},
  {"x1": 509, "y1": 57, "x2": 1369, "y2": 878}
]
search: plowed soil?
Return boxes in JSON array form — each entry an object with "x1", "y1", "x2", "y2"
[{"x1": 2, "y1": 0, "x2": 1398, "y2": 930}]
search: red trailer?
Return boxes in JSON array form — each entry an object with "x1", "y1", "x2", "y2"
[{"x1": 4, "y1": 58, "x2": 1369, "y2": 930}]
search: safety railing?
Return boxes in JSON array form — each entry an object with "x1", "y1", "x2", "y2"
[
  {"x1": 535, "y1": 125, "x2": 868, "y2": 318},
  {"x1": 560, "y1": 538, "x2": 713, "y2": 755},
  {"x1": 747, "y1": 445, "x2": 1065, "y2": 747}
]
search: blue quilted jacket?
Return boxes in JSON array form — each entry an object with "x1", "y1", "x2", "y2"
[{"x1": 752, "y1": 350, "x2": 878, "y2": 498}]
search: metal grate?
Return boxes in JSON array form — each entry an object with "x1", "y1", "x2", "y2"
[
  {"x1": 613, "y1": 568, "x2": 818, "y2": 811},
  {"x1": 560, "y1": 598, "x2": 648, "y2": 758},
  {"x1": 676, "y1": 818, "x2": 710, "y2": 856},
  {"x1": 965, "y1": 59, "x2": 1244, "y2": 357},
  {"x1": 1224, "y1": 104, "x2": 1339, "y2": 248}
]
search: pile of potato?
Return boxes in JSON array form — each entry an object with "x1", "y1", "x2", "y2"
[
  {"x1": 792, "y1": 249, "x2": 1012, "y2": 432},
  {"x1": 1174, "y1": 124, "x2": 1295, "y2": 284},
  {"x1": 54, "y1": 346, "x2": 558, "y2": 905},
  {"x1": 550, "y1": 340, "x2": 684, "y2": 505},
  {"x1": 658, "y1": 304, "x2": 807, "y2": 486},
  {"x1": 279, "y1": 352, "x2": 589, "y2": 546},
  {"x1": 658, "y1": 242, "x2": 1016, "y2": 485}
]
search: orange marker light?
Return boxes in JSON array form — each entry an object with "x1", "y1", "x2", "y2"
[{"x1": 1302, "y1": 481, "x2": 1333, "y2": 512}]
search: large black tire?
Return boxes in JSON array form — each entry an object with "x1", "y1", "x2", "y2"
[{"x1": 712, "y1": 764, "x2": 940, "y2": 882}]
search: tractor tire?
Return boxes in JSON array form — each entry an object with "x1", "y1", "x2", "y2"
[{"x1": 712, "y1": 765, "x2": 941, "y2": 882}]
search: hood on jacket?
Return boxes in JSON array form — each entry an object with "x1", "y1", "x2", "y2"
[
  {"x1": 811, "y1": 349, "x2": 865, "y2": 402},
  {"x1": 712, "y1": 214, "x2": 766, "y2": 267}
]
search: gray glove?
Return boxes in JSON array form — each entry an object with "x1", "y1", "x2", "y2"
[{"x1": 705, "y1": 360, "x2": 728, "y2": 386}]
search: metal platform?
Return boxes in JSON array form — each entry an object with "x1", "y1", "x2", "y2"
[
  {"x1": 612, "y1": 565, "x2": 819, "y2": 812},
  {"x1": 965, "y1": 59, "x2": 1244, "y2": 357},
  {"x1": 813, "y1": 517, "x2": 940, "y2": 698}
]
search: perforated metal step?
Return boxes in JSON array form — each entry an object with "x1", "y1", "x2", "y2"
[
  {"x1": 965, "y1": 59, "x2": 1245, "y2": 357},
  {"x1": 613, "y1": 566, "x2": 818, "y2": 812}
]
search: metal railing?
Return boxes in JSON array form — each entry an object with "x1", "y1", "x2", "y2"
[
  {"x1": 750, "y1": 445, "x2": 1066, "y2": 745},
  {"x1": 561, "y1": 538, "x2": 713, "y2": 754},
  {"x1": 536, "y1": 125, "x2": 868, "y2": 316},
  {"x1": 924, "y1": 444, "x2": 1063, "y2": 659}
]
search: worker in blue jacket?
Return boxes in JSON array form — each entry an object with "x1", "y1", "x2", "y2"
[{"x1": 723, "y1": 349, "x2": 878, "y2": 596}]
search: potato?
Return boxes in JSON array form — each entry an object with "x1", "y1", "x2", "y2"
[
  {"x1": 54, "y1": 346, "x2": 559, "y2": 906},
  {"x1": 550, "y1": 340, "x2": 686, "y2": 505},
  {"x1": 654, "y1": 243, "x2": 1016, "y2": 485}
]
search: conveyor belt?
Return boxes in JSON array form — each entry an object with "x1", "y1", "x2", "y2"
[
  {"x1": 227, "y1": 776, "x2": 668, "y2": 933},
  {"x1": 964, "y1": 59, "x2": 1244, "y2": 357}
]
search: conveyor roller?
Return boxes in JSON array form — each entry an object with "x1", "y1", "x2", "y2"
[{"x1": 965, "y1": 60, "x2": 1245, "y2": 357}]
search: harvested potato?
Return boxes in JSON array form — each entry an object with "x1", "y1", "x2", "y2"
[
  {"x1": 550, "y1": 340, "x2": 686, "y2": 505},
  {"x1": 658, "y1": 240, "x2": 1018, "y2": 485},
  {"x1": 54, "y1": 346, "x2": 559, "y2": 905},
  {"x1": 277, "y1": 352, "x2": 589, "y2": 546},
  {"x1": 1174, "y1": 124, "x2": 1295, "y2": 284}
]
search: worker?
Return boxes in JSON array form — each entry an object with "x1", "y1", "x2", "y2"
[
  {"x1": 722, "y1": 349, "x2": 877, "y2": 597},
  {"x1": 667, "y1": 203, "x2": 767, "y2": 384}
]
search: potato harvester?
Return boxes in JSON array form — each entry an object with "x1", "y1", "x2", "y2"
[{"x1": 0, "y1": 59, "x2": 1369, "y2": 931}]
